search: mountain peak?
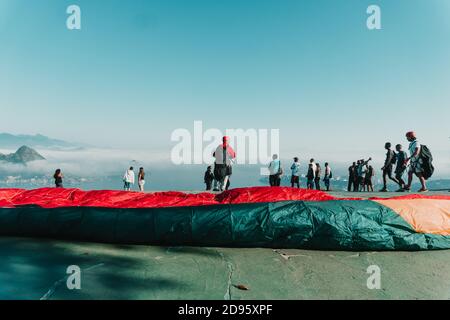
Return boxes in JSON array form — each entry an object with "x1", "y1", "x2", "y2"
[{"x1": 0, "y1": 145, "x2": 45, "y2": 164}]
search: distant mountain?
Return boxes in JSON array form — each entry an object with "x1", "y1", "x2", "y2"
[
  {"x1": 0, "y1": 133, "x2": 83, "y2": 149},
  {"x1": 0, "y1": 146, "x2": 45, "y2": 164}
]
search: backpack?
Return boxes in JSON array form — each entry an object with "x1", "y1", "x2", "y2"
[
  {"x1": 390, "y1": 151, "x2": 397, "y2": 165},
  {"x1": 419, "y1": 145, "x2": 434, "y2": 180}
]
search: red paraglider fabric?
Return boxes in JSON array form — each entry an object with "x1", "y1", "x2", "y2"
[{"x1": 0, "y1": 187, "x2": 357, "y2": 209}]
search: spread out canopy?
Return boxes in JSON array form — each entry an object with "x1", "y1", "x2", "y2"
[{"x1": 0, "y1": 187, "x2": 449, "y2": 251}]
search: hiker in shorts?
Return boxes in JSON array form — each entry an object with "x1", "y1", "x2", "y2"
[
  {"x1": 306, "y1": 163, "x2": 315, "y2": 190},
  {"x1": 213, "y1": 136, "x2": 236, "y2": 192},
  {"x1": 268, "y1": 154, "x2": 282, "y2": 186},
  {"x1": 138, "y1": 167, "x2": 146, "y2": 192},
  {"x1": 364, "y1": 165, "x2": 374, "y2": 192},
  {"x1": 358, "y1": 161, "x2": 367, "y2": 191},
  {"x1": 123, "y1": 166, "x2": 135, "y2": 191},
  {"x1": 404, "y1": 131, "x2": 428, "y2": 192},
  {"x1": 380, "y1": 142, "x2": 399, "y2": 192},
  {"x1": 356, "y1": 158, "x2": 371, "y2": 191},
  {"x1": 323, "y1": 162, "x2": 332, "y2": 191},
  {"x1": 394, "y1": 144, "x2": 408, "y2": 191},
  {"x1": 290, "y1": 157, "x2": 300, "y2": 188},
  {"x1": 314, "y1": 163, "x2": 322, "y2": 190},
  {"x1": 204, "y1": 166, "x2": 215, "y2": 191}
]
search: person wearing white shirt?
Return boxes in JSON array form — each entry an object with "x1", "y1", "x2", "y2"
[
  {"x1": 123, "y1": 166, "x2": 135, "y2": 191},
  {"x1": 309, "y1": 159, "x2": 317, "y2": 179},
  {"x1": 268, "y1": 154, "x2": 282, "y2": 186},
  {"x1": 404, "y1": 131, "x2": 427, "y2": 192}
]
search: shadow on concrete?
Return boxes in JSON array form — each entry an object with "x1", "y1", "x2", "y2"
[{"x1": 0, "y1": 237, "x2": 187, "y2": 300}]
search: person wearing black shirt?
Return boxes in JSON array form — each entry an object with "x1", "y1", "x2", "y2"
[
  {"x1": 394, "y1": 144, "x2": 408, "y2": 191},
  {"x1": 204, "y1": 166, "x2": 215, "y2": 191},
  {"x1": 54, "y1": 169, "x2": 63, "y2": 188},
  {"x1": 348, "y1": 162, "x2": 357, "y2": 192},
  {"x1": 380, "y1": 142, "x2": 399, "y2": 192}
]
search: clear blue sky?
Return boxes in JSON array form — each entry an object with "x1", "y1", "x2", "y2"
[{"x1": 1, "y1": 0, "x2": 449, "y2": 158}]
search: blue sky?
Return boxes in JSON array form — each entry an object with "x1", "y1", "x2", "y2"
[{"x1": 1, "y1": 0, "x2": 449, "y2": 160}]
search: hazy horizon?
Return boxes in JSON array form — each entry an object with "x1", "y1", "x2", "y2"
[{"x1": 1, "y1": 144, "x2": 449, "y2": 192}]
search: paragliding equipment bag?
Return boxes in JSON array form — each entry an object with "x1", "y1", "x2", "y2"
[
  {"x1": 419, "y1": 145, "x2": 434, "y2": 180},
  {"x1": 390, "y1": 150, "x2": 397, "y2": 165}
]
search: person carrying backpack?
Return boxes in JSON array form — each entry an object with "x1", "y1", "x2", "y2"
[
  {"x1": 394, "y1": 144, "x2": 408, "y2": 191},
  {"x1": 404, "y1": 131, "x2": 430, "y2": 192},
  {"x1": 268, "y1": 154, "x2": 283, "y2": 186},
  {"x1": 380, "y1": 142, "x2": 399, "y2": 192}
]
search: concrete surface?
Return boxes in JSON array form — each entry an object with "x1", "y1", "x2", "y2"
[{"x1": 1, "y1": 237, "x2": 449, "y2": 300}]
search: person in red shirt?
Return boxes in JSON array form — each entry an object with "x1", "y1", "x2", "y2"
[{"x1": 213, "y1": 136, "x2": 236, "y2": 191}]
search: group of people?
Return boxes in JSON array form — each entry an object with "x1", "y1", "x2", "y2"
[
  {"x1": 347, "y1": 158, "x2": 374, "y2": 192},
  {"x1": 122, "y1": 167, "x2": 146, "y2": 191},
  {"x1": 53, "y1": 132, "x2": 431, "y2": 194},
  {"x1": 52, "y1": 167, "x2": 147, "y2": 191},
  {"x1": 348, "y1": 131, "x2": 429, "y2": 192},
  {"x1": 379, "y1": 131, "x2": 429, "y2": 192},
  {"x1": 266, "y1": 156, "x2": 333, "y2": 191}
]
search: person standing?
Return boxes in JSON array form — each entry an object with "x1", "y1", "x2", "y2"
[
  {"x1": 323, "y1": 162, "x2": 332, "y2": 191},
  {"x1": 394, "y1": 144, "x2": 408, "y2": 192},
  {"x1": 138, "y1": 167, "x2": 145, "y2": 192},
  {"x1": 348, "y1": 162, "x2": 357, "y2": 192},
  {"x1": 380, "y1": 142, "x2": 399, "y2": 192},
  {"x1": 213, "y1": 136, "x2": 236, "y2": 191},
  {"x1": 314, "y1": 163, "x2": 322, "y2": 190},
  {"x1": 306, "y1": 164, "x2": 315, "y2": 190},
  {"x1": 404, "y1": 131, "x2": 428, "y2": 192},
  {"x1": 268, "y1": 154, "x2": 282, "y2": 186},
  {"x1": 123, "y1": 166, "x2": 135, "y2": 191},
  {"x1": 357, "y1": 160, "x2": 366, "y2": 191},
  {"x1": 365, "y1": 165, "x2": 375, "y2": 192},
  {"x1": 309, "y1": 159, "x2": 317, "y2": 176},
  {"x1": 54, "y1": 169, "x2": 64, "y2": 188},
  {"x1": 290, "y1": 157, "x2": 301, "y2": 188},
  {"x1": 357, "y1": 158, "x2": 372, "y2": 192},
  {"x1": 204, "y1": 166, "x2": 215, "y2": 191}
]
